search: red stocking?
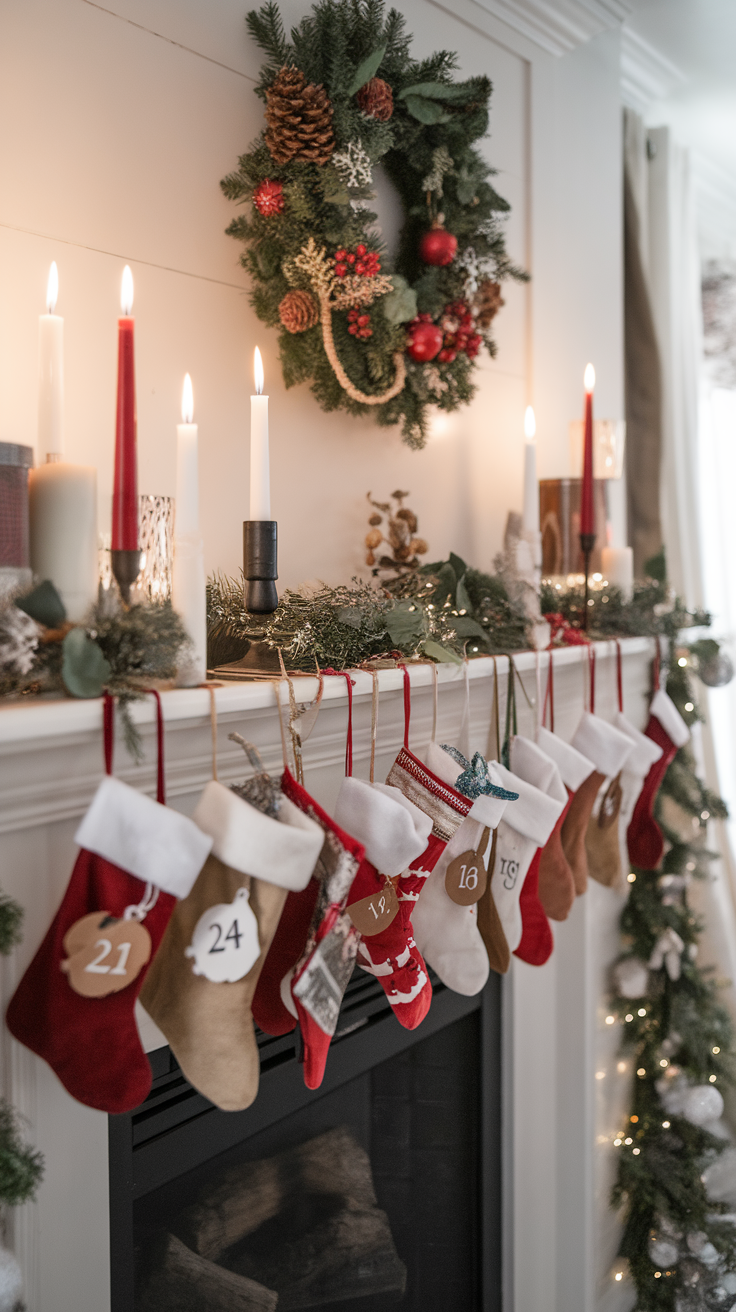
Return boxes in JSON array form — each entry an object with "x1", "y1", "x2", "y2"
[
  {"x1": 5, "y1": 694, "x2": 211, "y2": 1113},
  {"x1": 627, "y1": 674, "x2": 689, "y2": 870}
]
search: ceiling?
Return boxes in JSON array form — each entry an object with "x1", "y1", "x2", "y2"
[{"x1": 625, "y1": 0, "x2": 736, "y2": 258}]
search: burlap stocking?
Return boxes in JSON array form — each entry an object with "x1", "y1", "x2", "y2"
[
  {"x1": 563, "y1": 713, "x2": 633, "y2": 895},
  {"x1": 139, "y1": 779, "x2": 323, "y2": 1111},
  {"x1": 536, "y1": 725, "x2": 593, "y2": 917}
]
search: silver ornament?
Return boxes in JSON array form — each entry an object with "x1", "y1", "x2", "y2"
[
  {"x1": 683, "y1": 1085, "x2": 724, "y2": 1126},
  {"x1": 612, "y1": 956, "x2": 649, "y2": 998},
  {"x1": 698, "y1": 650, "x2": 733, "y2": 688},
  {"x1": 649, "y1": 1236, "x2": 679, "y2": 1267}
]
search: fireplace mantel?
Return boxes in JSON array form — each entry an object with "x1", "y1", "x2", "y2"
[{"x1": 0, "y1": 638, "x2": 653, "y2": 1312}]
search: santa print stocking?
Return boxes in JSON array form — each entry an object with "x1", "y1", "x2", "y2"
[
  {"x1": 355, "y1": 667, "x2": 475, "y2": 1026},
  {"x1": 508, "y1": 736, "x2": 569, "y2": 965},
  {"x1": 139, "y1": 774, "x2": 323, "y2": 1112},
  {"x1": 411, "y1": 740, "x2": 516, "y2": 995},
  {"x1": 6, "y1": 694, "x2": 212, "y2": 1114},
  {"x1": 627, "y1": 671, "x2": 689, "y2": 870}
]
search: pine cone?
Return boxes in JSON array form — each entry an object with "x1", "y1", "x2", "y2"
[
  {"x1": 279, "y1": 289, "x2": 319, "y2": 333},
  {"x1": 356, "y1": 77, "x2": 393, "y2": 121},
  {"x1": 265, "y1": 65, "x2": 335, "y2": 166},
  {"x1": 474, "y1": 279, "x2": 505, "y2": 329}
]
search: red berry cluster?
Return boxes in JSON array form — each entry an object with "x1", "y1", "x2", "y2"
[
  {"x1": 334, "y1": 244, "x2": 381, "y2": 278},
  {"x1": 348, "y1": 309, "x2": 373, "y2": 339},
  {"x1": 437, "y1": 301, "x2": 482, "y2": 362}
]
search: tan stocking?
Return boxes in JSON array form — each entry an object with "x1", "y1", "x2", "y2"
[
  {"x1": 139, "y1": 780, "x2": 322, "y2": 1111},
  {"x1": 560, "y1": 771, "x2": 606, "y2": 895},
  {"x1": 477, "y1": 833, "x2": 510, "y2": 974},
  {"x1": 585, "y1": 773, "x2": 624, "y2": 889},
  {"x1": 538, "y1": 801, "x2": 576, "y2": 920}
]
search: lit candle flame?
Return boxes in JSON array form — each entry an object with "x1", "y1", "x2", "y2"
[
  {"x1": 584, "y1": 362, "x2": 595, "y2": 393},
  {"x1": 46, "y1": 262, "x2": 59, "y2": 314},
  {"x1": 524, "y1": 405, "x2": 536, "y2": 441},
  {"x1": 121, "y1": 265, "x2": 134, "y2": 316},
  {"x1": 254, "y1": 346, "x2": 264, "y2": 395},
  {"x1": 181, "y1": 373, "x2": 194, "y2": 424}
]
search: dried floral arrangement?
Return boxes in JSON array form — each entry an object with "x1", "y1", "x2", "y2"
[
  {"x1": 220, "y1": 0, "x2": 525, "y2": 448},
  {"x1": 364, "y1": 489, "x2": 428, "y2": 581}
]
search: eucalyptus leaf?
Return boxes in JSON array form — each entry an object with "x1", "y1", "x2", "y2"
[
  {"x1": 449, "y1": 552, "x2": 467, "y2": 580},
  {"x1": 423, "y1": 639, "x2": 462, "y2": 665},
  {"x1": 347, "y1": 45, "x2": 386, "y2": 97},
  {"x1": 456, "y1": 576, "x2": 472, "y2": 614},
  {"x1": 382, "y1": 275, "x2": 418, "y2": 325},
  {"x1": 403, "y1": 96, "x2": 451, "y2": 125},
  {"x1": 399, "y1": 81, "x2": 473, "y2": 102},
  {"x1": 16, "y1": 580, "x2": 66, "y2": 629},
  {"x1": 385, "y1": 601, "x2": 426, "y2": 645},
  {"x1": 452, "y1": 616, "x2": 488, "y2": 641},
  {"x1": 61, "y1": 628, "x2": 111, "y2": 699},
  {"x1": 432, "y1": 563, "x2": 457, "y2": 607}
]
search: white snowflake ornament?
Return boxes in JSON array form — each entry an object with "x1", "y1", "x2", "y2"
[{"x1": 185, "y1": 886, "x2": 260, "y2": 983}]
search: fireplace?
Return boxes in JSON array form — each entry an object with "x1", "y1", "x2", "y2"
[{"x1": 109, "y1": 969, "x2": 502, "y2": 1311}]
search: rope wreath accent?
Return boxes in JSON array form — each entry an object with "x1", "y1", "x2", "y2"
[{"x1": 288, "y1": 238, "x2": 405, "y2": 404}]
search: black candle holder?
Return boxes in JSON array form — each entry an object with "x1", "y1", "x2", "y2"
[
  {"x1": 213, "y1": 520, "x2": 281, "y2": 677},
  {"x1": 243, "y1": 520, "x2": 278, "y2": 614},
  {"x1": 579, "y1": 531, "x2": 596, "y2": 631},
  {"x1": 111, "y1": 548, "x2": 142, "y2": 607}
]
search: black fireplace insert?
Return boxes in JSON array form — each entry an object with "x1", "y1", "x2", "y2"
[{"x1": 109, "y1": 969, "x2": 502, "y2": 1312}]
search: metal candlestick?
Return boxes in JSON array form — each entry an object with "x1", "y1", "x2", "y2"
[
  {"x1": 213, "y1": 520, "x2": 281, "y2": 678},
  {"x1": 110, "y1": 548, "x2": 142, "y2": 606},
  {"x1": 580, "y1": 532, "x2": 595, "y2": 632}
]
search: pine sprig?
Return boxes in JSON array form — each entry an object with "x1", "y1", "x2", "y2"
[
  {"x1": 0, "y1": 1099, "x2": 44, "y2": 1208},
  {"x1": 0, "y1": 888, "x2": 23, "y2": 956}
]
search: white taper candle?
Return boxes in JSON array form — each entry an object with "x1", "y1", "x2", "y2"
[{"x1": 250, "y1": 347, "x2": 271, "y2": 521}]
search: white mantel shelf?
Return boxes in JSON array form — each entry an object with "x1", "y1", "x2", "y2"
[{"x1": 1, "y1": 637, "x2": 655, "y2": 1312}]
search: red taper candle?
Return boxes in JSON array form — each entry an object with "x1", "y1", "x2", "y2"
[
  {"x1": 580, "y1": 362, "x2": 595, "y2": 537},
  {"x1": 112, "y1": 265, "x2": 138, "y2": 551}
]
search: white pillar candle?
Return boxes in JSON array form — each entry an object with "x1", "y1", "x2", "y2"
[
  {"x1": 38, "y1": 262, "x2": 64, "y2": 458},
  {"x1": 29, "y1": 464, "x2": 98, "y2": 621},
  {"x1": 30, "y1": 262, "x2": 98, "y2": 620},
  {"x1": 250, "y1": 347, "x2": 271, "y2": 521},
  {"x1": 601, "y1": 546, "x2": 634, "y2": 599},
  {"x1": 522, "y1": 405, "x2": 539, "y2": 534},
  {"x1": 172, "y1": 373, "x2": 207, "y2": 685}
]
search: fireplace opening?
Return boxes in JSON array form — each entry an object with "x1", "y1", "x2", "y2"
[{"x1": 110, "y1": 970, "x2": 501, "y2": 1312}]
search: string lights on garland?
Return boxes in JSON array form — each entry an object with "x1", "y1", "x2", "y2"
[{"x1": 220, "y1": 0, "x2": 526, "y2": 448}]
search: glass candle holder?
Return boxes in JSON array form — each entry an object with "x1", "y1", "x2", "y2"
[
  {"x1": 135, "y1": 495, "x2": 174, "y2": 603},
  {"x1": 569, "y1": 419, "x2": 626, "y2": 480},
  {"x1": 0, "y1": 442, "x2": 34, "y2": 596}
]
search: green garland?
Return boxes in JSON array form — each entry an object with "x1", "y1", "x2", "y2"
[
  {"x1": 609, "y1": 644, "x2": 736, "y2": 1309},
  {"x1": 207, "y1": 552, "x2": 530, "y2": 669},
  {"x1": 0, "y1": 889, "x2": 44, "y2": 1210},
  {"x1": 221, "y1": 0, "x2": 524, "y2": 448}
]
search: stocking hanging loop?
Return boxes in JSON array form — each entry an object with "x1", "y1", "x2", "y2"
[
  {"x1": 544, "y1": 650, "x2": 555, "y2": 734},
  {"x1": 615, "y1": 640, "x2": 624, "y2": 714},
  {"x1": 588, "y1": 645, "x2": 596, "y2": 717},
  {"x1": 399, "y1": 664, "x2": 412, "y2": 750},
  {"x1": 102, "y1": 690, "x2": 166, "y2": 804}
]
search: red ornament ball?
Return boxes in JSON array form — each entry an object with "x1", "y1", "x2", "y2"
[
  {"x1": 419, "y1": 227, "x2": 458, "y2": 267},
  {"x1": 406, "y1": 319, "x2": 443, "y2": 362},
  {"x1": 253, "y1": 179, "x2": 285, "y2": 217}
]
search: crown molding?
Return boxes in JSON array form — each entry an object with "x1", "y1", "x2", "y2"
[
  {"x1": 621, "y1": 25, "x2": 687, "y2": 112},
  {"x1": 472, "y1": 0, "x2": 634, "y2": 56}
]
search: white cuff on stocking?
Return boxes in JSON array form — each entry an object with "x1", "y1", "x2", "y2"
[
  {"x1": 536, "y1": 725, "x2": 594, "y2": 791},
  {"x1": 333, "y1": 777, "x2": 432, "y2": 877},
  {"x1": 75, "y1": 775, "x2": 213, "y2": 899},
  {"x1": 650, "y1": 689, "x2": 690, "y2": 748},
  {"x1": 613, "y1": 711, "x2": 664, "y2": 778},
  {"x1": 510, "y1": 736, "x2": 567, "y2": 805},
  {"x1": 571, "y1": 712, "x2": 634, "y2": 778},
  {"x1": 192, "y1": 780, "x2": 323, "y2": 890}
]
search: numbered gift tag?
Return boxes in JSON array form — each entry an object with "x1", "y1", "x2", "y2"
[
  {"x1": 445, "y1": 827, "x2": 491, "y2": 906},
  {"x1": 61, "y1": 912, "x2": 152, "y2": 998},
  {"x1": 348, "y1": 879, "x2": 399, "y2": 936},
  {"x1": 185, "y1": 887, "x2": 260, "y2": 983}
]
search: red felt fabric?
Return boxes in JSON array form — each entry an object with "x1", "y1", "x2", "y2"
[
  {"x1": 5, "y1": 848, "x2": 175, "y2": 1114},
  {"x1": 626, "y1": 713, "x2": 679, "y2": 871},
  {"x1": 514, "y1": 848, "x2": 553, "y2": 966}
]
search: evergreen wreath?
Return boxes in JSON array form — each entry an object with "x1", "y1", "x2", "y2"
[{"x1": 221, "y1": 0, "x2": 525, "y2": 448}]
